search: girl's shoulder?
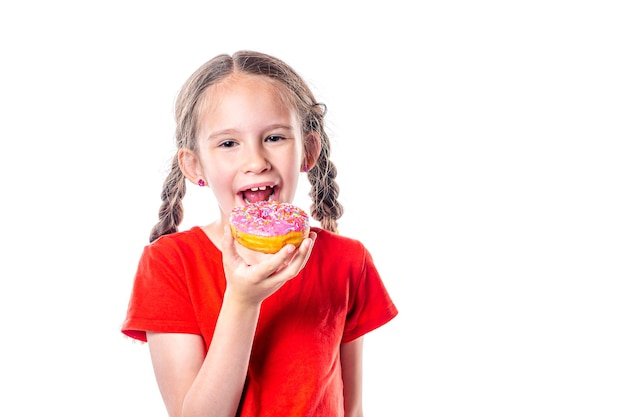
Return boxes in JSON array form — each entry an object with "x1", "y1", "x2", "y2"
[
  {"x1": 146, "y1": 226, "x2": 218, "y2": 257},
  {"x1": 311, "y1": 227, "x2": 368, "y2": 257}
]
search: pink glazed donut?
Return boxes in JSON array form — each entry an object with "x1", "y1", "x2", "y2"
[{"x1": 229, "y1": 201, "x2": 310, "y2": 254}]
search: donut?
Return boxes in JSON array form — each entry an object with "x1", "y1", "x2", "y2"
[{"x1": 229, "y1": 201, "x2": 310, "y2": 254}]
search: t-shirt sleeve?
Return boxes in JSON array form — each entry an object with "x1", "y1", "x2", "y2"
[
  {"x1": 121, "y1": 238, "x2": 201, "y2": 342},
  {"x1": 342, "y1": 245, "x2": 398, "y2": 343}
]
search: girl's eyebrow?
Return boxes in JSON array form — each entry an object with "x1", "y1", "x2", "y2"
[
  {"x1": 207, "y1": 129, "x2": 238, "y2": 140},
  {"x1": 265, "y1": 123, "x2": 295, "y2": 131},
  {"x1": 208, "y1": 124, "x2": 295, "y2": 140}
]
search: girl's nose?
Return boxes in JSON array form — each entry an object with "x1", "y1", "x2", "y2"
[{"x1": 242, "y1": 147, "x2": 270, "y2": 174}]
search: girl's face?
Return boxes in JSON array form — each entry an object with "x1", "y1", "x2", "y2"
[{"x1": 194, "y1": 74, "x2": 304, "y2": 222}]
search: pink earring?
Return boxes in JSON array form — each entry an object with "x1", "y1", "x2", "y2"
[
  {"x1": 302, "y1": 164, "x2": 309, "y2": 173},
  {"x1": 197, "y1": 179, "x2": 206, "y2": 187}
]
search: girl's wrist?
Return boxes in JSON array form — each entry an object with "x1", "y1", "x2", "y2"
[{"x1": 222, "y1": 287, "x2": 264, "y2": 314}]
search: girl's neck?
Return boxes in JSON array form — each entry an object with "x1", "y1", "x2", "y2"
[{"x1": 201, "y1": 221, "x2": 226, "y2": 251}]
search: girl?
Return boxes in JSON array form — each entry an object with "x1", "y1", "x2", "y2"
[{"x1": 122, "y1": 50, "x2": 398, "y2": 417}]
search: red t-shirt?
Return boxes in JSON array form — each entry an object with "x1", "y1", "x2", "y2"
[{"x1": 122, "y1": 226, "x2": 398, "y2": 416}]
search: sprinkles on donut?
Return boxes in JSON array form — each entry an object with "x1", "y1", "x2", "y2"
[{"x1": 229, "y1": 200, "x2": 310, "y2": 254}]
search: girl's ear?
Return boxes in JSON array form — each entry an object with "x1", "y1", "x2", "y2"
[
  {"x1": 302, "y1": 132, "x2": 321, "y2": 172},
  {"x1": 178, "y1": 148, "x2": 206, "y2": 185}
]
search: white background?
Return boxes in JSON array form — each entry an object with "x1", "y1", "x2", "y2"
[{"x1": 1, "y1": 1, "x2": 624, "y2": 416}]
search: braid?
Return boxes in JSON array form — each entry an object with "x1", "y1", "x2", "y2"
[
  {"x1": 147, "y1": 54, "x2": 233, "y2": 243},
  {"x1": 232, "y1": 51, "x2": 345, "y2": 232},
  {"x1": 306, "y1": 106, "x2": 343, "y2": 233},
  {"x1": 149, "y1": 157, "x2": 187, "y2": 242}
]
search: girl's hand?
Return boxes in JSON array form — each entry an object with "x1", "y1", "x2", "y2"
[{"x1": 220, "y1": 225, "x2": 317, "y2": 306}]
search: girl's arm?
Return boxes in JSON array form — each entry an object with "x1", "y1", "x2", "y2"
[
  {"x1": 147, "y1": 294, "x2": 260, "y2": 417},
  {"x1": 146, "y1": 227, "x2": 316, "y2": 417},
  {"x1": 341, "y1": 336, "x2": 365, "y2": 417}
]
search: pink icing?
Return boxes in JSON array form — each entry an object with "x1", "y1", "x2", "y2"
[{"x1": 230, "y1": 201, "x2": 309, "y2": 236}]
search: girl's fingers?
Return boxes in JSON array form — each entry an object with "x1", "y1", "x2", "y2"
[
  {"x1": 264, "y1": 232, "x2": 317, "y2": 281},
  {"x1": 221, "y1": 224, "x2": 239, "y2": 264},
  {"x1": 222, "y1": 226, "x2": 317, "y2": 289},
  {"x1": 248, "y1": 243, "x2": 297, "y2": 278}
]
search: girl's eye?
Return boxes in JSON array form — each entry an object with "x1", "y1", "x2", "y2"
[
  {"x1": 266, "y1": 135, "x2": 285, "y2": 143},
  {"x1": 219, "y1": 140, "x2": 237, "y2": 148}
]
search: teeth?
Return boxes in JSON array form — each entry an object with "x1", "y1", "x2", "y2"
[
  {"x1": 243, "y1": 185, "x2": 275, "y2": 204},
  {"x1": 249, "y1": 185, "x2": 271, "y2": 191}
]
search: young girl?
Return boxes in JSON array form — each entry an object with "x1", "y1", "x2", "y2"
[{"x1": 122, "y1": 50, "x2": 398, "y2": 417}]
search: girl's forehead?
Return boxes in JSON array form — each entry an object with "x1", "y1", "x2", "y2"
[
  {"x1": 209, "y1": 73, "x2": 288, "y2": 99},
  {"x1": 200, "y1": 74, "x2": 297, "y2": 118},
  {"x1": 196, "y1": 73, "x2": 300, "y2": 136}
]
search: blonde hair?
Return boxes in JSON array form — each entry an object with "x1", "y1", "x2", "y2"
[{"x1": 149, "y1": 50, "x2": 343, "y2": 243}]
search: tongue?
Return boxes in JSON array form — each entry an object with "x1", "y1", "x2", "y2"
[{"x1": 243, "y1": 188, "x2": 273, "y2": 203}]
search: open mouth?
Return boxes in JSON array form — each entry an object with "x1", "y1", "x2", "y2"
[{"x1": 242, "y1": 185, "x2": 276, "y2": 204}]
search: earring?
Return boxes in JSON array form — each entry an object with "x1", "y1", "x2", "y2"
[
  {"x1": 302, "y1": 164, "x2": 309, "y2": 173},
  {"x1": 197, "y1": 179, "x2": 206, "y2": 187}
]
